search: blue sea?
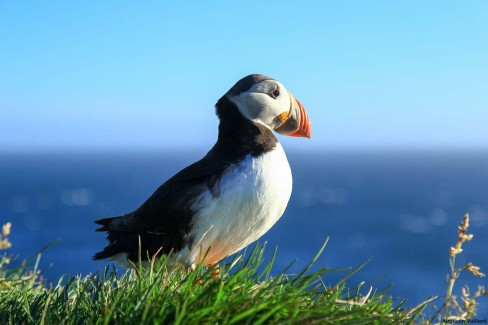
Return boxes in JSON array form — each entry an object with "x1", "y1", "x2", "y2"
[{"x1": 1, "y1": 149, "x2": 487, "y2": 315}]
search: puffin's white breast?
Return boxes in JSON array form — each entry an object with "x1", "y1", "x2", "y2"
[{"x1": 185, "y1": 143, "x2": 292, "y2": 265}]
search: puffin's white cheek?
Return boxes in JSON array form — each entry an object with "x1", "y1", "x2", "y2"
[
  {"x1": 230, "y1": 92, "x2": 291, "y2": 129},
  {"x1": 230, "y1": 95, "x2": 257, "y2": 121},
  {"x1": 230, "y1": 95, "x2": 270, "y2": 126},
  {"x1": 256, "y1": 107, "x2": 280, "y2": 127},
  {"x1": 252, "y1": 93, "x2": 290, "y2": 127}
]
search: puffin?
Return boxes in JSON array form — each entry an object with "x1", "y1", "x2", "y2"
[{"x1": 93, "y1": 74, "x2": 311, "y2": 269}]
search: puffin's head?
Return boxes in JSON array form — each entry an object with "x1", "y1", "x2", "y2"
[{"x1": 221, "y1": 74, "x2": 311, "y2": 138}]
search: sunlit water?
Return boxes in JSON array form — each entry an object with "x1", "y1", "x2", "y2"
[{"x1": 1, "y1": 149, "x2": 487, "y2": 314}]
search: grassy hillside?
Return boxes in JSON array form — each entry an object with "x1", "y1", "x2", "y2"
[{"x1": 0, "y1": 214, "x2": 485, "y2": 324}]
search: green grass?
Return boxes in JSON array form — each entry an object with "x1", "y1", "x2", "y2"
[
  {"x1": 0, "y1": 240, "x2": 416, "y2": 324},
  {"x1": 1, "y1": 214, "x2": 486, "y2": 324}
]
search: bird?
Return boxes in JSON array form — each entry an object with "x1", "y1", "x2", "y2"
[{"x1": 93, "y1": 74, "x2": 311, "y2": 269}]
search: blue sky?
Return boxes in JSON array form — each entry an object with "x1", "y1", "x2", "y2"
[{"x1": 1, "y1": 1, "x2": 487, "y2": 151}]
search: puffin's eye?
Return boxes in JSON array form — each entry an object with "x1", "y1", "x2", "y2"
[{"x1": 269, "y1": 87, "x2": 280, "y2": 99}]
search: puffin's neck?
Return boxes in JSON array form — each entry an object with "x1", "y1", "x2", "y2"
[{"x1": 212, "y1": 96, "x2": 278, "y2": 159}]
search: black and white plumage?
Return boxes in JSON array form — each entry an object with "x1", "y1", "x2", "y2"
[{"x1": 93, "y1": 74, "x2": 311, "y2": 268}]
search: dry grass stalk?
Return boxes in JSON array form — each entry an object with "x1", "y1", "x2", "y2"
[
  {"x1": 442, "y1": 213, "x2": 485, "y2": 321},
  {"x1": 0, "y1": 222, "x2": 12, "y2": 250}
]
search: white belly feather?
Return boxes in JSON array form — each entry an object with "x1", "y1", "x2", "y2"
[{"x1": 183, "y1": 143, "x2": 292, "y2": 266}]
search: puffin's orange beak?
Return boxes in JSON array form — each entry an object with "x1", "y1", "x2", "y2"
[{"x1": 275, "y1": 94, "x2": 311, "y2": 138}]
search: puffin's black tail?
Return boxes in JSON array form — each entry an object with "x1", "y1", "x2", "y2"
[
  {"x1": 94, "y1": 214, "x2": 171, "y2": 262},
  {"x1": 93, "y1": 216, "x2": 123, "y2": 260},
  {"x1": 93, "y1": 246, "x2": 118, "y2": 260},
  {"x1": 94, "y1": 216, "x2": 118, "y2": 232},
  {"x1": 93, "y1": 215, "x2": 147, "y2": 261}
]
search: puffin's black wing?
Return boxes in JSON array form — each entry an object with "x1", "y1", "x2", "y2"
[{"x1": 93, "y1": 151, "x2": 233, "y2": 262}]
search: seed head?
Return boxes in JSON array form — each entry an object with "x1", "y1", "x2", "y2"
[
  {"x1": 2, "y1": 223, "x2": 11, "y2": 237},
  {"x1": 450, "y1": 246, "x2": 463, "y2": 257},
  {"x1": 463, "y1": 262, "x2": 486, "y2": 278},
  {"x1": 458, "y1": 213, "x2": 470, "y2": 236}
]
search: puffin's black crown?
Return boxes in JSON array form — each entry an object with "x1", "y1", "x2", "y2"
[{"x1": 227, "y1": 74, "x2": 274, "y2": 97}]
